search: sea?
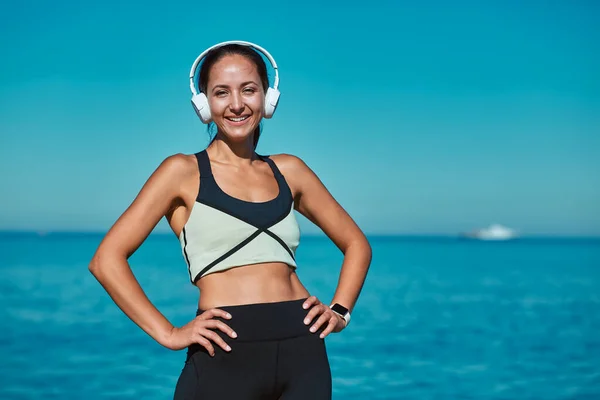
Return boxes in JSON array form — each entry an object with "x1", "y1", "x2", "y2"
[{"x1": 0, "y1": 232, "x2": 599, "y2": 399}]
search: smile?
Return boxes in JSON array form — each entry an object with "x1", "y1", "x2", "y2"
[{"x1": 226, "y1": 116, "x2": 250, "y2": 122}]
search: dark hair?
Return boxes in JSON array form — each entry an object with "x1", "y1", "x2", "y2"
[{"x1": 198, "y1": 44, "x2": 270, "y2": 149}]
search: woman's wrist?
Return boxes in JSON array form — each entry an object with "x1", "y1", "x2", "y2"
[{"x1": 329, "y1": 303, "x2": 351, "y2": 327}]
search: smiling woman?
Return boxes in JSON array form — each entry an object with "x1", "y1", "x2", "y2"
[
  {"x1": 88, "y1": 41, "x2": 372, "y2": 400},
  {"x1": 196, "y1": 43, "x2": 272, "y2": 150}
]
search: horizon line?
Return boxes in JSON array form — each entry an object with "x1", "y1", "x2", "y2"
[{"x1": 0, "y1": 229, "x2": 599, "y2": 240}]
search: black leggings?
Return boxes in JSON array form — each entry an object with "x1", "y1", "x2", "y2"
[{"x1": 173, "y1": 298, "x2": 332, "y2": 400}]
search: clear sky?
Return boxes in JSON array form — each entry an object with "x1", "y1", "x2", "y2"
[{"x1": 1, "y1": 0, "x2": 598, "y2": 236}]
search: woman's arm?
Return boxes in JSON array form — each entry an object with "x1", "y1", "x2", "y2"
[
  {"x1": 273, "y1": 154, "x2": 372, "y2": 325},
  {"x1": 89, "y1": 154, "x2": 194, "y2": 348}
]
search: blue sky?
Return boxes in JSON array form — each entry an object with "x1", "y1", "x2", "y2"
[{"x1": 0, "y1": 0, "x2": 598, "y2": 236}]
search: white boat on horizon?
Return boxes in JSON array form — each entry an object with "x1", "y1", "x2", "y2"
[{"x1": 461, "y1": 224, "x2": 518, "y2": 241}]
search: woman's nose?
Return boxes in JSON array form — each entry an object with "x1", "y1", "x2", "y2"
[{"x1": 229, "y1": 93, "x2": 244, "y2": 114}]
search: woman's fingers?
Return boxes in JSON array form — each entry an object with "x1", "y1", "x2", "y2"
[
  {"x1": 301, "y1": 296, "x2": 345, "y2": 338},
  {"x1": 199, "y1": 328, "x2": 232, "y2": 353},
  {"x1": 303, "y1": 302, "x2": 324, "y2": 325},
  {"x1": 303, "y1": 306, "x2": 322, "y2": 325},
  {"x1": 310, "y1": 310, "x2": 333, "y2": 334},
  {"x1": 202, "y1": 319, "x2": 238, "y2": 338},
  {"x1": 190, "y1": 308, "x2": 236, "y2": 356},
  {"x1": 302, "y1": 296, "x2": 319, "y2": 310},
  {"x1": 195, "y1": 336, "x2": 216, "y2": 357},
  {"x1": 318, "y1": 315, "x2": 340, "y2": 339},
  {"x1": 198, "y1": 308, "x2": 232, "y2": 321}
]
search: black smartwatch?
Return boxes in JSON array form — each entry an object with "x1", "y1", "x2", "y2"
[{"x1": 329, "y1": 303, "x2": 351, "y2": 326}]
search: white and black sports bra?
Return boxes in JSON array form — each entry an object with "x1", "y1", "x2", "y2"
[{"x1": 178, "y1": 150, "x2": 300, "y2": 284}]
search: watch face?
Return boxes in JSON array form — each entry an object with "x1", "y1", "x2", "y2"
[{"x1": 331, "y1": 303, "x2": 348, "y2": 316}]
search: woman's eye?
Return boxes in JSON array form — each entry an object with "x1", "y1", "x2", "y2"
[
  {"x1": 243, "y1": 88, "x2": 256, "y2": 94},
  {"x1": 215, "y1": 90, "x2": 227, "y2": 97}
]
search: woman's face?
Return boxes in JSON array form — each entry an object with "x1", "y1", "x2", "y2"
[{"x1": 206, "y1": 54, "x2": 265, "y2": 145}]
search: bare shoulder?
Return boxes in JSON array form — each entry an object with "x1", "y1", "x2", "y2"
[
  {"x1": 141, "y1": 152, "x2": 200, "y2": 205},
  {"x1": 268, "y1": 153, "x2": 325, "y2": 202},
  {"x1": 268, "y1": 153, "x2": 312, "y2": 177},
  {"x1": 156, "y1": 153, "x2": 198, "y2": 179},
  {"x1": 142, "y1": 153, "x2": 199, "y2": 196}
]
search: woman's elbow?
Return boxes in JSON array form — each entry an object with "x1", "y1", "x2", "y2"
[
  {"x1": 361, "y1": 237, "x2": 373, "y2": 263},
  {"x1": 88, "y1": 252, "x2": 105, "y2": 279},
  {"x1": 88, "y1": 250, "x2": 121, "y2": 280},
  {"x1": 347, "y1": 234, "x2": 372, "y2": 260}
]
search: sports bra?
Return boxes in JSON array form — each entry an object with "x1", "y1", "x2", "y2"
[{"x1": 178, "y1": 150, "x2": 300, "y2": 284}]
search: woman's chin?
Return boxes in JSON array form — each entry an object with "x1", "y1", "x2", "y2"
[
  {"x1": 215, "y1": 123, "x2": 259, "y2": 145},
  {"x1": 216, "y1": 130, "x2": 255, "y2": 145}
]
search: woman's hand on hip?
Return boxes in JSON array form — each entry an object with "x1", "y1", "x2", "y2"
[
  {"x1": 302, "y1": 296, "x2": 346, "y2": 339},
  {"x1": 165, "y1": 308, "x2": 237, "y2": 356}
]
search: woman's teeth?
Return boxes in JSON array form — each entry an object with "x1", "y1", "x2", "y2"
[{"x1": 227, "y1": 116, "x2": 249, "y2": 122}]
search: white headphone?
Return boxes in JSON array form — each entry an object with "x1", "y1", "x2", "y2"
[{"x1": 189, "y1": 40, "x2": 281, "y2": 124}]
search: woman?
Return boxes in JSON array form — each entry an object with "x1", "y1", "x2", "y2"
[{"x1": 89, "y1": 41, "x2": 372, "y2": 399}]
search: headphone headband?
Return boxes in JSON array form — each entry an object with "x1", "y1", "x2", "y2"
[{"x1": 188, "y1": 40, "x2": 279, "y2": 95}]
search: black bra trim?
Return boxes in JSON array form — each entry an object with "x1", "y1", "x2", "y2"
[
  {"x1": 181, "y1": 227, "x2": 192, "y2": 282},
  {"x1": 192, "y1": 225, "x2": 295, "y2": 283}
]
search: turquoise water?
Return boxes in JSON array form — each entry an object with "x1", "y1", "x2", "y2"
[{"x1": 1, "y1": 233, "x2": 599, "y2": 399}]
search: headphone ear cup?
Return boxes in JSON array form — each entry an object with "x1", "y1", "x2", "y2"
[
  {"x1": 264, "y1": 87, "x2": 280, "y2": 119},
  {"x1": 191, "y1": 93, "x2": 212, "y2": 123}
]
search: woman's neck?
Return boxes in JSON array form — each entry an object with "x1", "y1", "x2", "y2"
[{"x1": 207, "y1": 135, "x2": 256, "y2": 167}]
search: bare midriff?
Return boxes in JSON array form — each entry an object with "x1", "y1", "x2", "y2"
[{"x1": 195, "y1": 262, "x2": 311, "y2": 310}]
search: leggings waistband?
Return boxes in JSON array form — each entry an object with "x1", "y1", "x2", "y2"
[{"x1": 195, "y1": 298, "x2": 315, "y2": 342}]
